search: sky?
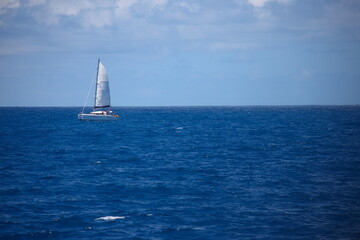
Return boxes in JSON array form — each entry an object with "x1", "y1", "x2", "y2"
[{"x1": 0, "y1": 0, "x2": 359, "y2": 106}]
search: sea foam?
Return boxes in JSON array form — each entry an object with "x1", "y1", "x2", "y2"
[{"x1": 95, "y1": 216, "x2": 125, "y2": 221}]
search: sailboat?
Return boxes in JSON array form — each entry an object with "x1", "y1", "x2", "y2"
[{"x1": 78, "y1": 59, "x2": 119, "y2": 121}]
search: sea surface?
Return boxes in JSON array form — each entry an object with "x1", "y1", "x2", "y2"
[{"x1": 1, "y1": 106, "x2": 360, "y2": 240}]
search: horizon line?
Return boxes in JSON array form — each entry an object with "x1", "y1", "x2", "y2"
[{"x1": 0, "y1": 104, "x2": 359, "y2": 108}]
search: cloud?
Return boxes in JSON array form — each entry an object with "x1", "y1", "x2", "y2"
[
  {"x1": 232, "y1": 0, "x2": 292, "y2": 21},
  {"x1": 115, "y1": 0, "x2": 138, "y2": 19},
  {"x1": 247, "y1": 0, "x2": 292, "y2": 8},
  {"x1": 147, "y1": 0, "x2": 167, "y2": 8},
  {"x1": 25, "y1": 0, "x2": 47, "y2": 7},
  {"x1": 0, "y1": 0, "x2": 49, "y2": 14},
  {"x1": 81, "y1": 9, "x2": 113, "y2": 28},
  {"x1": 115, "y1": 0, "x2": 167, "y2": 19},
  {"x1": 175, "y1": 1, "x2": 199, "y2": 13},
  {"x1": 26, "y1": 0, "x2": 169, "y2": 27},
  {"x1": 1, "y1": 0, "x2": 359, "y2": 57},
  {"x1": 31, "y1": 0, "x2": 99, "y2": 25},
  {"x1": 0, "y1": 0, "x2": 19, "y2": 14}
]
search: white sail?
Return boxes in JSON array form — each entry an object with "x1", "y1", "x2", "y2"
[
  {"x1": 95, "y1": 61, "x2": 111, "y2": 108},
  {"x1": 78, "y1": 59, "x2": 119, "y2": 121}
]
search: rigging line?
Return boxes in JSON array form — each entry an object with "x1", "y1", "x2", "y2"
[{"x1": 81, "y1": 69, "x2": 97, "y2": 113}]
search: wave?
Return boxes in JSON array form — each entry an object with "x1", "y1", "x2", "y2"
[{"x1": 95, "y1": 216, "x2": 125, "y2": 221}]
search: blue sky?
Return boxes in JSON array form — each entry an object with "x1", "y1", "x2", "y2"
[{"x1": 0, "y1": 0, "x2": 359, "y2": 106}]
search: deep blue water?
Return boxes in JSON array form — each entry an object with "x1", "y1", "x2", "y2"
[{"x1": 1, "y1": 106, "x2": 360, "y2": 239}]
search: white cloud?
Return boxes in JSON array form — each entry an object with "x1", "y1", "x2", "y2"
[
  {"x1": 147, "y1": 0, "x2": 167, "y2": 8},
  {"x1": 233, "y1": 0, "x2": 291, "y2": 20},
  {"x1": 47, "y1": 0, "x2": 94, "y2": 17},
  {"x1": 253, "y1": 7, "x2": 272, "y2": 20},
  {"x1": 30, "y1": 0, "x2": 117, "y2": 26},
  {"x1": 0, "y1": 0, "x2": 48, "y2": 14},
  {"x1": 114, "y1": 0, "x2": 168, "y2": 21},
  {"x1": 248, "y1": 0, "x2": 291, "y2": 8},
  {"x1": 115, "y1": 0, "x2": 138, "y2": 19},
  {"x1": 0, "y1": 0, "x2": 20, "y2": 14},
  {"x1": 81, "y1": 9, "x2": 113, "y2": 28},
  {"x1": 26, "y1": 0, "x2": 47, "y2": 7},
  {"x1": 175, "y1": 1, "x2": 199, "y2": 13},
  {"x1": 0, "y1": 0, "x2": 171, "y2": 29},
  {"x1": 0, "y1": 0, "x2": 19, "y2": 9}
]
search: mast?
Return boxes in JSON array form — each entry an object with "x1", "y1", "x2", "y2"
[{"x1": 94, "y1": 58, "x2": 100, "y2": 111}]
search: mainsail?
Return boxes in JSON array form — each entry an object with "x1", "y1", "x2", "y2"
[{"x1": 94, "y1": 60, "x2": 111, "y2": 109}]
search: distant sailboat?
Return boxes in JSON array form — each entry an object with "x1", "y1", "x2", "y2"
[{"x1": 78, "y1": 59, "x2": 119, "y2": 121}]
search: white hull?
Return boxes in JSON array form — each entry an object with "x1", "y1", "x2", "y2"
[{"x1": 78, "y1": 113, "x2": 119, "y2": 121}]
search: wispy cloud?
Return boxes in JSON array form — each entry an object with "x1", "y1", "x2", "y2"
[
  {"x1": 175, "y1": 1, "x2": 199, "y2": 13},
  {"x1": 247, "y1": 0, "x2": 292, "y2": 8},
  {"x1": 31, "y1": 0, "x2": 99, "y2": 25},
  {"x1": 0, "y1": 0, "x2": 19, "y2": 14},
  {"x1": 115, "y1": 0, "x2": 138, "y2": 19}
]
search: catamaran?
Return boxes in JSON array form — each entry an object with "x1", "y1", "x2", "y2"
[{"x1": 78, "y1": 59, "x2": 119, "y2": 121}]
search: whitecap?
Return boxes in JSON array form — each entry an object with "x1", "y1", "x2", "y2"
[
  {"x1": 175, "y1": 127, "x2": 183, "y2": 130},
  {"x1": 95, "y1": 216, "x2": 125, "y2": 221}
]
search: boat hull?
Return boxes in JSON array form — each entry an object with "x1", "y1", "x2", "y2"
[{"x1": 78, "y1": 113, "x2": 119, "y2": 121}]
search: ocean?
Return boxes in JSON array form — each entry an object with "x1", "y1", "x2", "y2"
[{"x1": 1, "y1": 106, "x2": 360, "y2": 239}]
